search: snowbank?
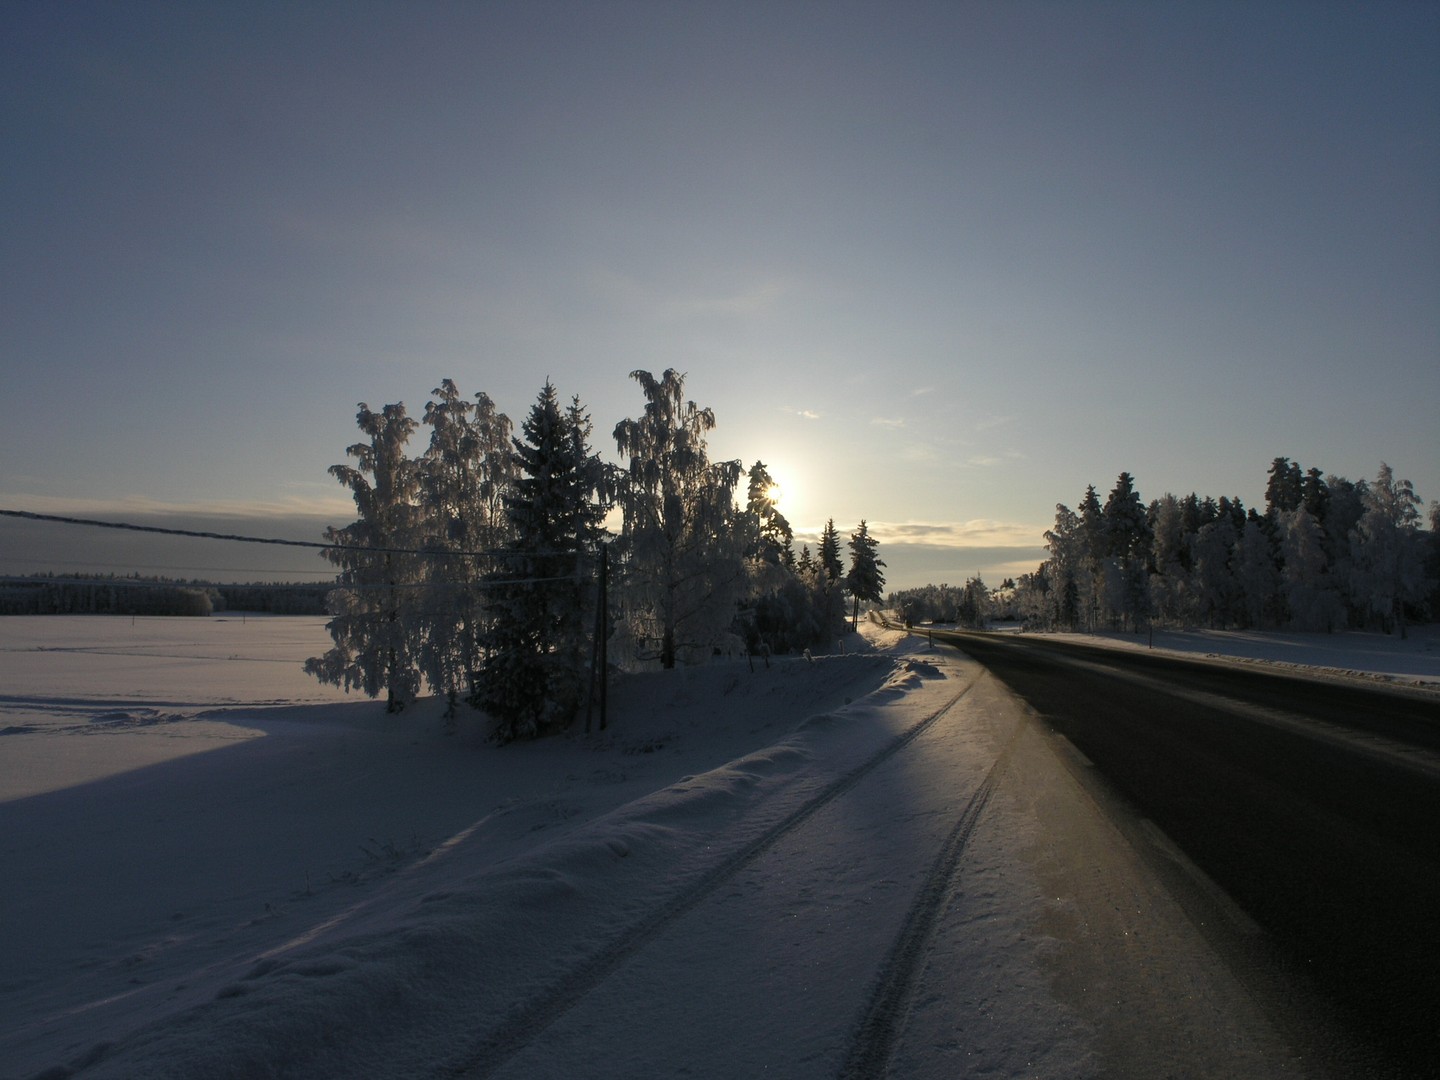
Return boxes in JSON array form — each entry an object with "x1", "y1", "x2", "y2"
[{"x1": 1019, "y1": 623, "x2": 1440, "y2": 691}]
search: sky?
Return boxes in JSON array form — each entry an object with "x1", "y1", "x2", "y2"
[{"x1": 2, "y1": 0, "x2": 1437, "y2": 592}]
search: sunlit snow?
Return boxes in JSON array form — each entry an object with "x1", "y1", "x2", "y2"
[{"x1": 3, "y1": 616, "x2": 1433, "y2": 1078}]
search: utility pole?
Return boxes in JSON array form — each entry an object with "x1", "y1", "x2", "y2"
[{"x1": 586, "y1": 543, "x2": 610, "y2": 733}]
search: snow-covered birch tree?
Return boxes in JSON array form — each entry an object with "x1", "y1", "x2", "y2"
[
  {"x1": 415, "y1": 381, "x2": 515, "y2": 717},
  {"x1": 1350, "y1": 463, "x2": 1428, "y2": 637},
  {"x1": 306, "y1": 402, "x2": 423, "y2": 712},
  {"x1": 612, "y1": 370, "x2": 744, "y2": 669},
  {"x1": 1278, "y1": 506, "x2": 1345, "y2": 632}
]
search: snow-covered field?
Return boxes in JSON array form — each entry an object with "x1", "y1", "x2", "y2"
[{"x1": 3, "y1": 614, "x2": 1425, "y2": 1078}]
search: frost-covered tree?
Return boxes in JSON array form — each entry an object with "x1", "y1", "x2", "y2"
[
  {"x1": 1191, "y1": 515, "x2": 1238, "y2": 629},
  {"x1": 612, "y1": 370, "x2": 744, "y2": 669},
  {"x1": 1077, "y1": 484, "x2": 1106, "y2": 628},
  {"x1": 818, "y1": 518, "x2": 844, "y2": 583},
  {"x1": 845, "y1": 520, "x2": 886, "y2": 629},
  {"x1": 415, "y1": 380, "x2": 515, "y2": 717},
  {"x1": 306, "y1": 402, "x2": 423, "y2": 712},
  {"x1": 1148, "y1": 493, "x2": 1189, "y2": 624},
  {"x1": 1101, "y1": 472, "x2": 1152, "y2": 630},
  {"x1": 1265, "y1": 457, "x2": 1304, "y2": 516},
  {"x1": 744, "y1": 461, "x2": 794, "y2": 569},
  {"x1": 476, "y1": 382, "x2": 607, "y2": 740},
  {"x1": 809, "y1": 518, "x2": 849, "y2": 641},
  {"x1": 1278, "y1": 506, "x2": 1345, "y2": 631},
  {"x1": 1301, "y1": 467, "x2": 1330, "y2": 523},
  {"x1": 956, "y1": 575, "x2": 990, "y2": 629},
  {"x1": 1234, "y1": 517, "x2": 1280, "y2": 628},
  {"x1": 1042, "y1": 503, "x2": 1086, "y2": 630},
  {"x1": 1427, "y1": 501, "x2": 1440, "y2": 619},
  {"x1": 1350, "y1": 463, "x2": 1428, "y2": 637}
]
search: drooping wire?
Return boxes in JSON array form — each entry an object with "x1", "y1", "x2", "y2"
[{"x1": 0, "y1": 509, "x2": 574, "y2": 560}]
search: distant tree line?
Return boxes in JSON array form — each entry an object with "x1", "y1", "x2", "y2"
[
  {"x1": 0, "y1": 574, "x2": 329, "y2": 616},
  {"x1": 1008, "y1": 459, "x2": 1438, "y2": 637},
  {"x1": 887, "y1": 577, "x2": 1006, "y2": 629},
  {"x1": 303, "y1": 371, "x2": 887, "y2": 740}
]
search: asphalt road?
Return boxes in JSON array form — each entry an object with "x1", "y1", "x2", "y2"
[{"x1": 921, "y1": 628, "x2": 1440, "y2": 1080}]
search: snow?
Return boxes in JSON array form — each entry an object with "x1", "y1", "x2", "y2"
[
  {"x1": 1001, "y1": 623, "x2": 1440, "y2": 691},
  {"x1": 3, "y1": 614, "x2": 1417, "y2": 1077}
]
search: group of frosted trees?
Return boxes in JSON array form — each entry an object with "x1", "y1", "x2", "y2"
[
  {"x1": 1013, "y1": 459, "x2": 1438, "y2": 637},
  {"x1": 305, "y1": 370, "x2": 886, "y2": 740},
  {"x1": 888, "y1": 577, "x2": 995, "y2": 630}
]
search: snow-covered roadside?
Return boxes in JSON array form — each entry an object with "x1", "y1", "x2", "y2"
[
  {"x1": 995, "y1": 623, "x2": 1440, "y2": 692},
  {"x1": 0, "y1": 617, "x2": 894, "y2": 1077},
  {"x1": 3, "y1": 617, "x2": 1316, "y2": 1078}
]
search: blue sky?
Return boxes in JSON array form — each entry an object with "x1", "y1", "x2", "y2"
[{"x1": 2, "y1": 1, "x2": 1436, "y2": 590}]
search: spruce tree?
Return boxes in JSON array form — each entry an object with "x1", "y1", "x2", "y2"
[
  {"x1": 1265, "y1": 457, "x2": 1304, "y2": 516},
  {"x1": 845, "y1": 520, "x2": 886, "y2": 630},
  {"x1": 819, "y1": 519, "x2": 844, "y2": 582},
  {"x1": 476, "y1": 382, "x2": 606, "y2": 741},
  {"x1": 1101, "y1": 472, "x2": 1152, "y2": 630},
  {"x1": 745, "y1": 460, "x2": 794, "y2": 567}
]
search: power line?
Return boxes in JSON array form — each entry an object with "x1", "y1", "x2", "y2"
[
  {"x1": 0, "y1": 509, "x2": 573, "y2": 559},
  {"x1": 0, "y1": 556, "x2": 336, "y2": 577},
  {"x1": 0, "y1": 574, "x2": 584, "y2": 592}
]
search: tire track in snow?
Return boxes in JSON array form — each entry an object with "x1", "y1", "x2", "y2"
[
  {"x1": 836, "y1": 747, "x2": 1008, "y2": 1080},
  {"x1": 440, "y1": 668, "x2": 983, "y2": 1079}
]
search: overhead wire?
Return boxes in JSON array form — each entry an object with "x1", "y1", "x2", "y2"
[{"x1": 0, "y1": 509, "x2": 579, "y2": 560}]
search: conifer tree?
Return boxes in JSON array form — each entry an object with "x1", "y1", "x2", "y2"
[
  {"x1": 812, "y1": 518, "x2": 849, "y2": 641},
  {"x1": 1101, "y1": 472, "x2": 1152, "y2": 630},
  {"x1": 1265, "y1": 457, "x2": 1304, "y2": 516},
  {"x1": 845, "y1": 520, "x2": 886, "y2": 629},
  {"x1": 476, "y1": 382, "x2": 606, "y2": 741},
  {"x1": 819, "y1": 519, "x2": 844, "y2": 582},
  {"x1": 744, "y1": 461, "x2": 794, "y2": 568}
]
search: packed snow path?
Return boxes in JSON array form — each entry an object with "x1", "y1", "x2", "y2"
[{"x1": 443, "y1": 663, "x2": 998, "y2": 1078}]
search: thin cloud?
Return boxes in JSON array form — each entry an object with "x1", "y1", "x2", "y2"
[
  {"x1": 975, "y1": 414, "x2": 1014, "y2": 432},
  {"x1": 910, "y1": 386, "x2": 936, "y2": 397},
  {"x1": 900, "y1": 444, "x2": 939, "y2": 464},
  {"x1": 589, "y1": 267, "x2": 793, "y2": 321},
  {"x1": 783, "y1": 406, "x2": 822, "y2": 420},
  {"x1": 966, "y1": 449, "x2": 1026, "y2": 468},
  {"x1": 866, "y1": 519, "x2": 1047, "y2": 549},
  {"x1": 870, "y1": 416, "x2": 907, "y2": 429}
]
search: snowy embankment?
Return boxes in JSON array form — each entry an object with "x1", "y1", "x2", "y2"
[
  {"x1": 5, "y1": 615, "x2": 1405, "y2": 1077},
  {"x1": 1005, "y1": 623, "x2": 1440, "y2": 691}
]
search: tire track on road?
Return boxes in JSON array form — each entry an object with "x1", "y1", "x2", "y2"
[{"x1": 440, "y1": 668, "x2": 983, "y2": 1079}]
